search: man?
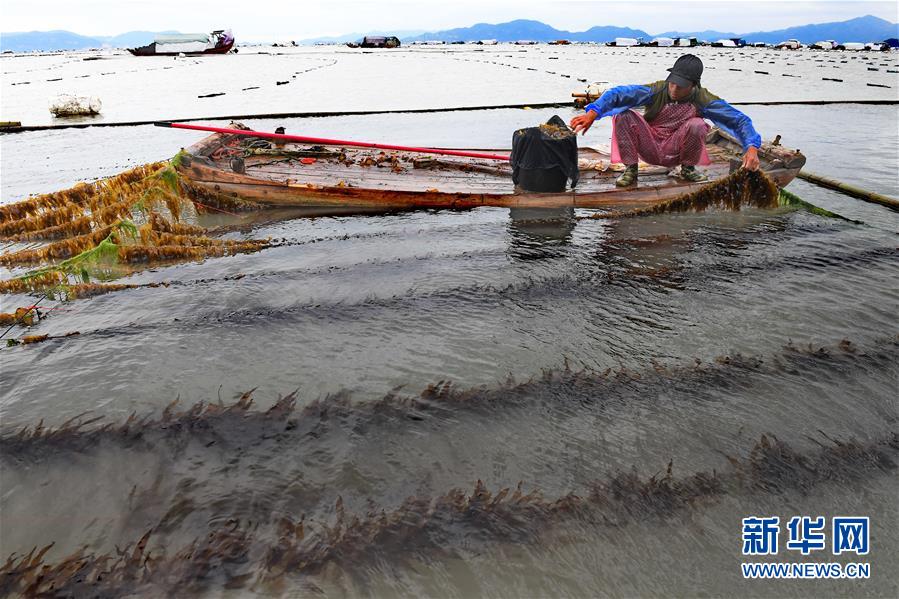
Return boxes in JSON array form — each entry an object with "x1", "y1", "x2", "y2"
[{"x1": 570, "y1": 54, "x2": 761, "y2": 187}]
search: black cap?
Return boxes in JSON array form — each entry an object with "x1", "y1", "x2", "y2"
[{"x1": 666, "y1": 54, "x2": 703, "y2": 87}]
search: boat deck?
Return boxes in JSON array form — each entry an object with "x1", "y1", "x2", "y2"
[{"x1": 236, "y1": 147, "x2": 733, "y2": 194}]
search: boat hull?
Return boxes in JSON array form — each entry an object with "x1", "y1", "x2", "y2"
[
  {"x1": 178, "y1": 125, "x2": 805, "y2": 213},
  {"x1": 128, "y1": 39, "x2": 234, "y2": 56}
]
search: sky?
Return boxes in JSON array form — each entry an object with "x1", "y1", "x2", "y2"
[{"x1": 2, "y1": 0, "x2": 897, "y2": 41}]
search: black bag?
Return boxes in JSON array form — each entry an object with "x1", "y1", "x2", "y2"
[{"x1": 510, "y1": 115, "x2": 579, "y2": 192}]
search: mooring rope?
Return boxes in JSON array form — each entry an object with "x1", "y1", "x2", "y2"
[{"x1": 3, "y1": 100, "x2": 897, "y2": 134}]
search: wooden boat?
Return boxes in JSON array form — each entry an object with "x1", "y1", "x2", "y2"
[
  {"x1": 128, "y1": 30, "x2": 234, "y2": 56},
  {"x1": 177, "y1": 123, "x2": 806, "y2": 213}
]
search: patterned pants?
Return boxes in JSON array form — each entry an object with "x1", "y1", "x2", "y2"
[{"x1": 612, "y1": 104, "x2": 710, "y2": 167}]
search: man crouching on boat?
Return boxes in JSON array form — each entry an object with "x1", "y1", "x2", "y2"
[{"x1": 570, "y1": 54, "x2": 761, "y2": 187}]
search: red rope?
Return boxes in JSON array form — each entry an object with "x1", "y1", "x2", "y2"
[{"x1": 165, "y1": 123, "x2": 511, "y2": 162}]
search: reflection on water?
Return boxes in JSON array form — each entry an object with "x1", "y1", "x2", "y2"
[{"x1": 507, "y1": 207, "x2": 576, "y2": 261}]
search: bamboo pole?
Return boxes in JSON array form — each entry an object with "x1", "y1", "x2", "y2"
[
  {"x1": 796, "y1": 170, "x2": 899, "y2": 212},
  {"x1": 4, "y1": 100, "x2": 898, "y2": 133}
]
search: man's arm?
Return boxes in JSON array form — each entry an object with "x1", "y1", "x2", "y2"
[
  {"x1": 699, "y1": 100, "x2": 762, "y2": 170},
  {"x1": 570, "y1": 84, "x2": 655, "y2": 134}
]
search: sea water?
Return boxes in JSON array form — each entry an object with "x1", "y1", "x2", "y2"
[{"x1": 1, "y1": 44, "x2": 898, "y2": 597}]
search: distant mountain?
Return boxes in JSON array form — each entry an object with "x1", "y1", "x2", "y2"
[
  {"x1": 737, "y1": 15, "x2": 898, "y2": 44},
  {"x1": 0, "y1": 30, "x2": 102, "y2": 52},
  {"x1": 654, "y1": 30, "x2": 740, "y2": 41},
  {"x1": 376, "y1": 15, "x2": 897, "y2": 44},
  {"x1": 657, "y1": 15, "x2": 897, "y2": 44},
  {"x1": 568, "y1": 25, "x2": 651, "y2": 43},
  {"x1": 0, "y1": 30, "x2": 184, "y2": 52},
  {"x1": 3, "y1": 15, "x2": 896, "y2": 52},
  {"x1": 96, "y1": 31, "x2": 180, "y2": 48},
  {"x1": 401, "y1": 19, "x2": 648, "y2": 43}
]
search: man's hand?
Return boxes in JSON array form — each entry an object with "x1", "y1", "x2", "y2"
[
  {"x1": 742, "y1": 146, "x2": 760, "y2": 171},
  {"x1": 570, "y1": 111, "x2": 598, "y2": 135}
]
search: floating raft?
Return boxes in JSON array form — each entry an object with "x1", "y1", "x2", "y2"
[{"x1": 177, "y1": 123, "x2": 806, "y2": 213}]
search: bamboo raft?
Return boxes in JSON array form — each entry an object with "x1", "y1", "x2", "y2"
[{"x1": 176, "y1": 123, "x2": 806, "y2": 213}]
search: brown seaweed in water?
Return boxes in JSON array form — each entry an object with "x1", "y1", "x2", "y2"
[
  {"x1": 180, "y1": 179, "x2": 263, "y2": 214},
  {"x1": 0, "y1": 162, "x2": 165, "y2": 224},
  {"x1": 5, "y1": 331, "x2": 79, "y2": 347},
  {"x1": 0, "y1": 307, "x2": 39, "y2": 327},
  {"x1": 0, "y1": 224, "x2": 122, "y2": 265},
  {"x1": 584, "y1": 168, "x2": 780, "y2": 220},
  {"x1": 3, "y1": 337, "x2": 895, "y2": 461},
  {"x1": 117, "y1": 240, "x2": 269, "y2": 264},
  {"x1": 0, "y1": 163, "x2": 169, "y2": 239},
  {"x1": 1, "y1": 433, "x2": 895, "y2": 597},
  {"x1": 4, "y1": 196, "x2": 140, "y2": 242}
]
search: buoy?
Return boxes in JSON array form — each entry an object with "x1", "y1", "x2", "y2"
[{"x1": 49, "y1": 95, "x2": 101, "y2": 117}]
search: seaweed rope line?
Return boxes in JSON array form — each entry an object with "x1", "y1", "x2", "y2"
[{"x1": 5, "y1": 101, "x2": 897, "y2": 133}]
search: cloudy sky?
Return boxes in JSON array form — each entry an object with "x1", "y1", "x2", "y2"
[{"x1": 2, "y1": 0, "x2": 896, "y2": 40}]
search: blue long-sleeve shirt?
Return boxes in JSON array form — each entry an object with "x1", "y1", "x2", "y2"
[{"x1": 584, "y1": 81, "x2": 762, "y2": 151}]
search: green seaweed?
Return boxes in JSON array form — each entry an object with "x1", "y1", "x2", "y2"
[
  {"x1": 0, "y1": 221, "x2": 140, "y2": 294},
  {"x1": 170, "y1": 150, "x2": 189, "y2": 170},
  {"x1": 156, "y1": 164, "x2": 182, "y2": 194},
  {"x1": 778, "y1": 188, "x2": 862, "y2": 223}
]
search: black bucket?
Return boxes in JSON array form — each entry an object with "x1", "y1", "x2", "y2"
[
  {"x1": 510, "y1": 115, "x2": 579, "y2": 193},
  {"x1": 516, "y1": 166, "x2": 569, "y2": 193}
]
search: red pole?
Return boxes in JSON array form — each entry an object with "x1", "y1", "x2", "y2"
[{"x1": 157, "y1": 122, "x2": 510, "y2": 161}]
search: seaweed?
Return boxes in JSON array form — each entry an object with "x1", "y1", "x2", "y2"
[
  {"x1": 585, "y1": 169, "x2": 780, "y2": 220},
  {"x1": 179, "y1": 179, "x2": 263, "y2": 214},
  {"x1": 0, "y1": 157, "x2": 271, "y2": 295},
  {"x1": 778, "y1": 187, "x2": 862, "y2": 222},
  {"x1": 0, "y1": 307, "x2": 39, "y2": 327},
  {"x1": 1, "y1": 432, "x2": 895, "y2": 597},
  {"x1": 0, "y1": 220, "x2": 135, "y2": 265},
  {"x1": 6, "y1": 331, "x2": 79, "y2": 347},
  {"x1": 3, "y1": 337, "x2": 894, "y2": 460},
  {"x1": 117, "y1": 241, "x2": 268, "y2": 264},
  {"x1": 0, "y1": 163, "x2": 168, "y2": 236}
]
